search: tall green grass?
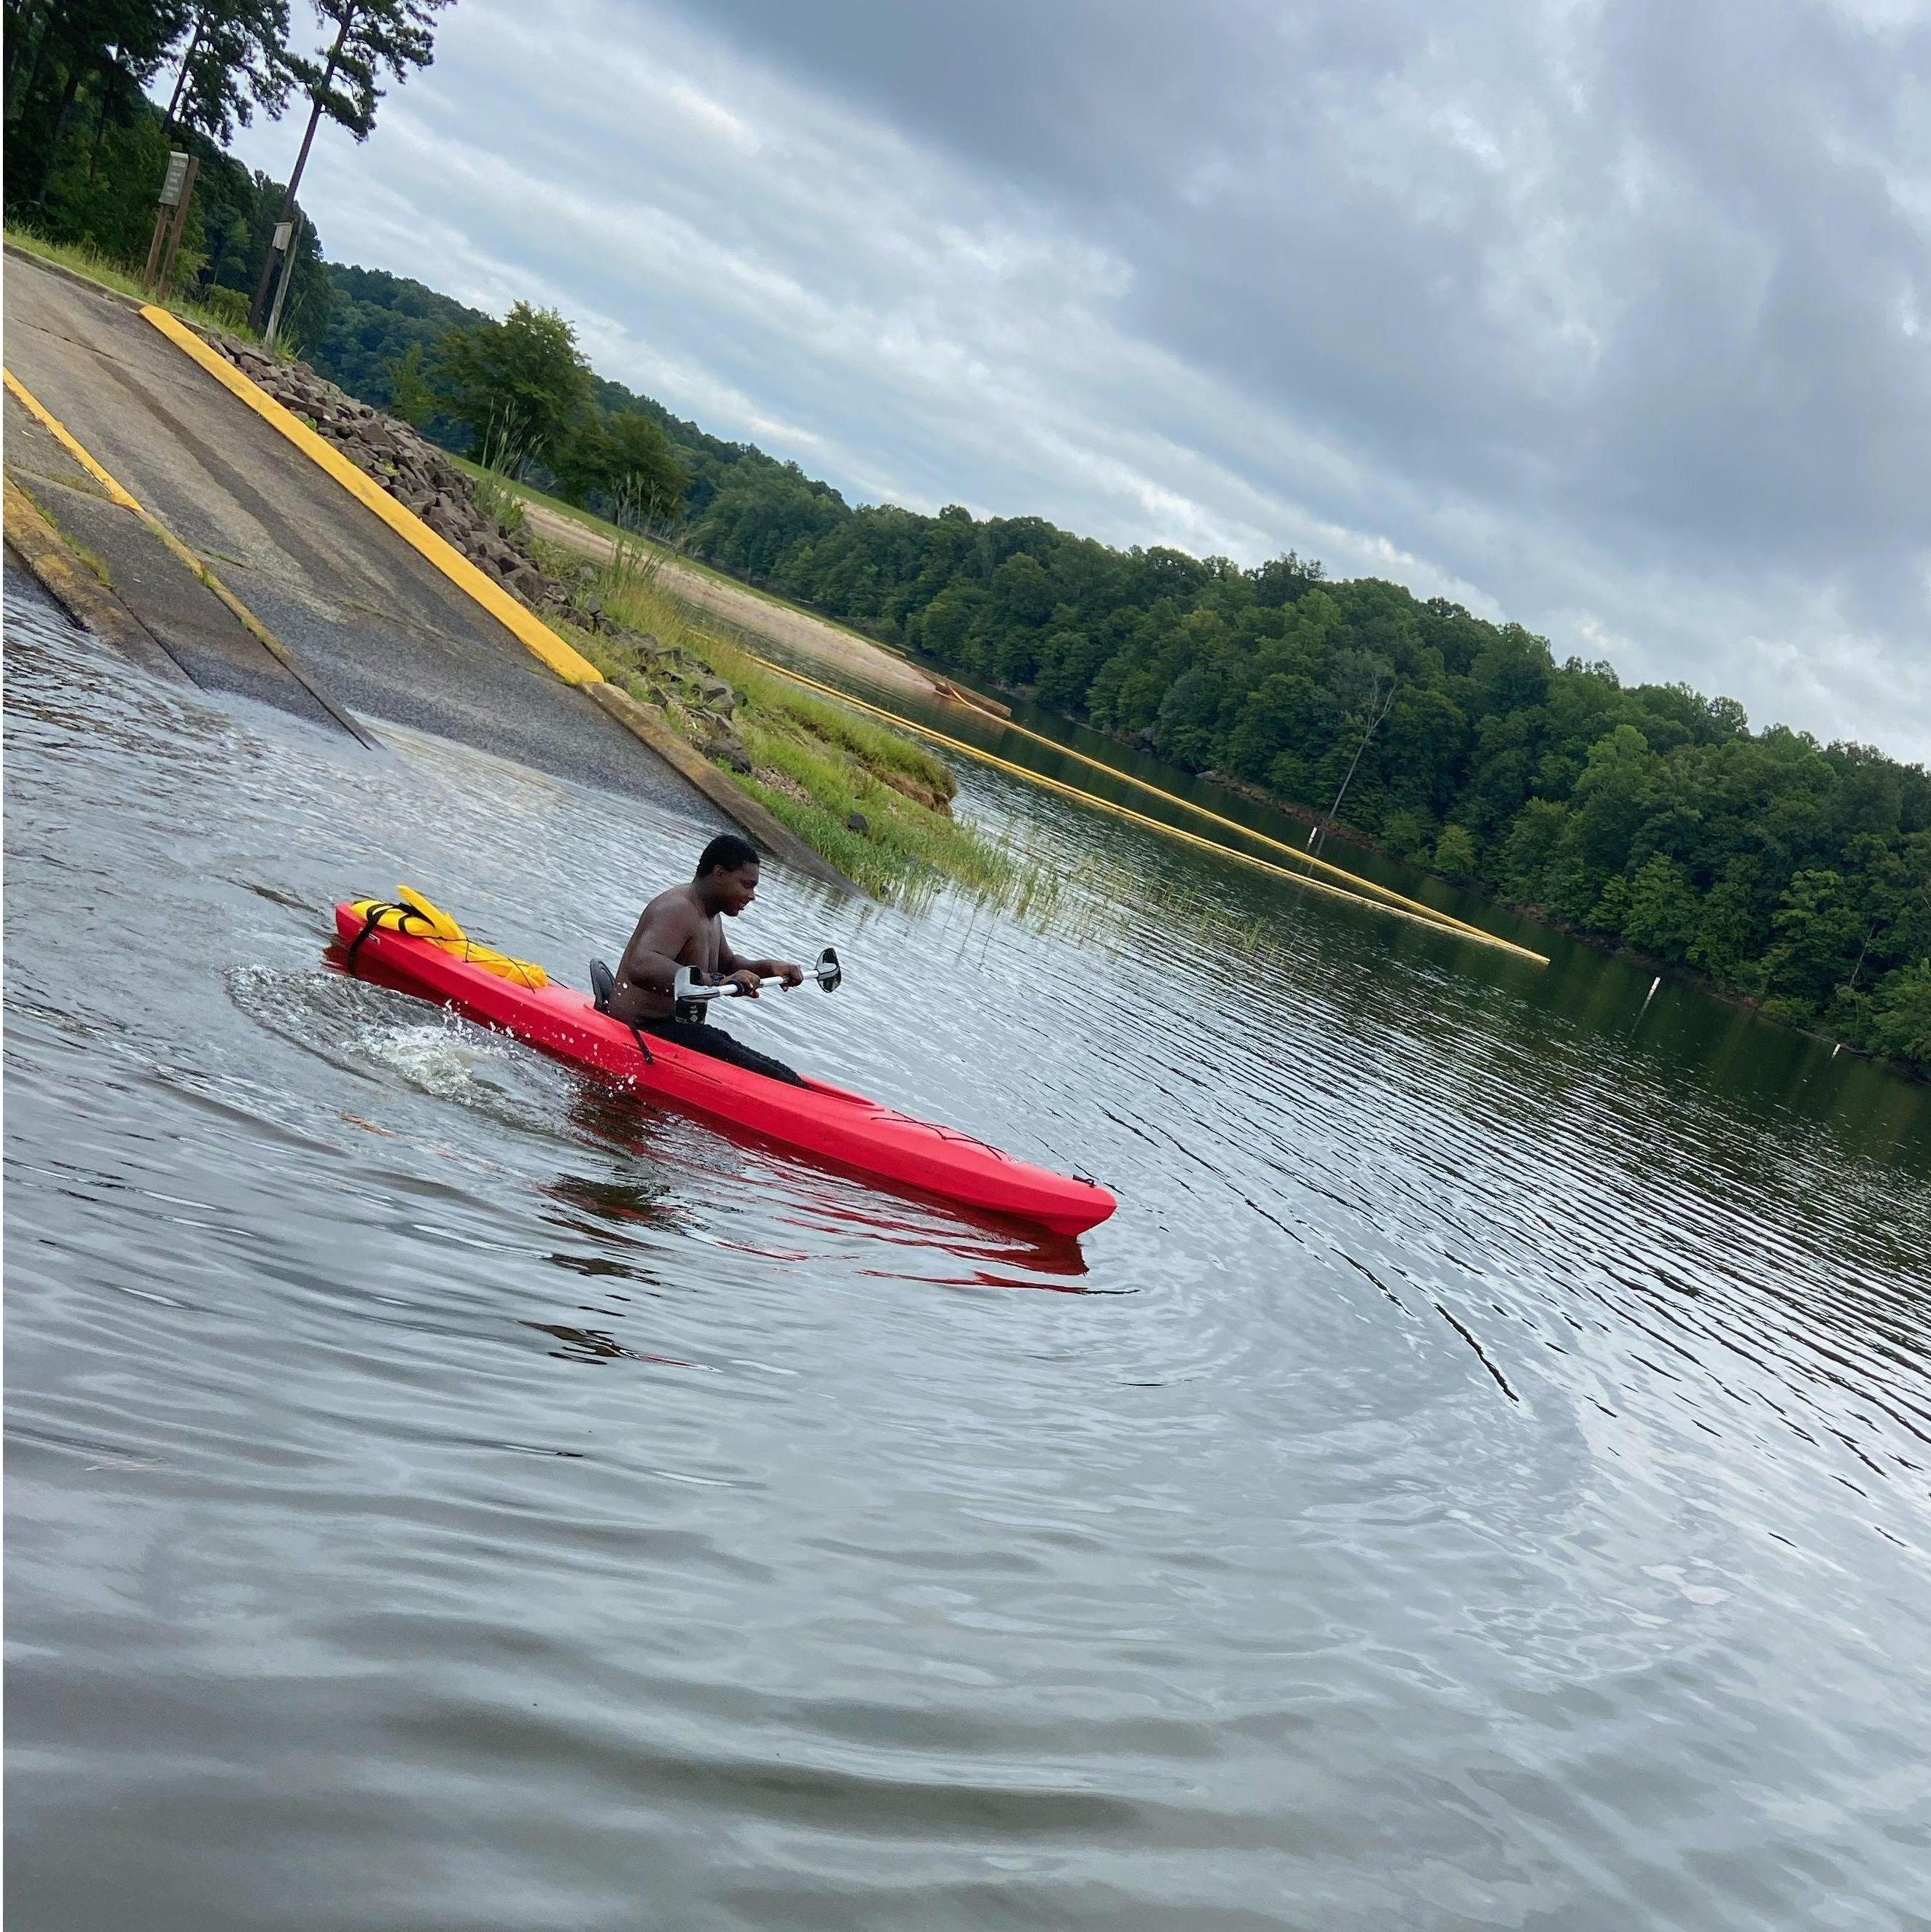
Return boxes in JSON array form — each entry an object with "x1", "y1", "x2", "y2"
[
  {"x1": 600, "y1": 527, "x2": 662, "y2": 604},
  {"x1": 4, "y1": 225, "x2": 265, "y2": 343},
  {"x1": 467, "y1": 467, "x2": 526, "y2": 539},
  {"x1": 558, "y1": 561, "x2": 1023, "y2": 903},
  {"x1": 464, "y1": 426, "x2": 530, "y2": 538}
]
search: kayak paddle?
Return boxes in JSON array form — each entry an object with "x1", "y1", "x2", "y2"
[{"x1": 674, "y1": 946, "x2": 842, "y2": 1005}]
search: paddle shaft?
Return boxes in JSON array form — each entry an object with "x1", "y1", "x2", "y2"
[{"x1": 674, "y1": 946, "x2": 840, "y2": 1006}]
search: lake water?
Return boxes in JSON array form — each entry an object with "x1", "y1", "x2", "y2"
[{"x1": 7, "y1": 573, "x2": 1930, "y2": 1930}]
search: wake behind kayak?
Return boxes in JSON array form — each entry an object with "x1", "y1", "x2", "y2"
[{"x1": 329, "y1": 896, "x2": 1117, "y2": 1239}]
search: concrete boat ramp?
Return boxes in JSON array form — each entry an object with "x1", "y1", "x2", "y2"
[{"x1": 3, "y1": 253, "x2": 835, "y2": 865}]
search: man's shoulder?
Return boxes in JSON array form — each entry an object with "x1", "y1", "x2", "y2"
[{"x1": 635, "y1": 882, "x2": 701, "y2": 930}]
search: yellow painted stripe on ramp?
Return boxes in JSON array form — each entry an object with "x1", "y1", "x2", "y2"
[
  {"x1": 139, "y1": 307, "x2": 603, "y2": 689},
  {"x1": 4, "y1": 367, "x2": 145, "y2": 510}
]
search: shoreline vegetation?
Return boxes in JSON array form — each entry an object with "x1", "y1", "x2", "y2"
[
  {"x1": 7, "y1": 58, "x2": 1928, "y2": 1076},
  {"x1": 550, "y1": 556, "x2": 1016, "y2": 904}
]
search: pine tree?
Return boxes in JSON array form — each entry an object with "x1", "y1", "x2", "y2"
[
  {"x1": 162, "y1": 1, "x2": 296, "y2": 146},
  {"x1": 249, "y1": 0, "x2": 450, "y2": 326}
]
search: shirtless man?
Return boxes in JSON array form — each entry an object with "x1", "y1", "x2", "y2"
[{"x1": 606, "y1": 834, "x2": 806, "y2": 1084}]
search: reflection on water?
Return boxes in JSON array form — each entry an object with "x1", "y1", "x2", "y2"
[
  {"x1": 545, "y1": 1167, "x2": 687, "y2": 1233},
  {"x1": 7, "y1": 568, "x2": 1930, "y2": 1931}
]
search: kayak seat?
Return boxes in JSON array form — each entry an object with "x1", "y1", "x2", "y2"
[{"x1": 588, "y1": 958, "x2": 615, "y2": 1014}]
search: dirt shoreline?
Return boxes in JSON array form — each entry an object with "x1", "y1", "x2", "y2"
[{"x1": 518, "y1": 502, "x2": 975, "y2": 707}]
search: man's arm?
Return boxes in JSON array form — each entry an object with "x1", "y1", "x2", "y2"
[
  {"x1": 618, "y1": 900, "x2": 701, "y2": 995},
  {"x1": 717, "y1": 935, "x2": 803, "y2": 993}
]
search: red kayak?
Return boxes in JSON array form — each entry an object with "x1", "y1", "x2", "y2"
[{"x1": 332, "y1": 901, "x2": 1116, "y2": 1237}]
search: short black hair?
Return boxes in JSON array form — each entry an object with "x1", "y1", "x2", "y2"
[{"x1": 695, "y1": 833, "x2": 760, "y2": 879}]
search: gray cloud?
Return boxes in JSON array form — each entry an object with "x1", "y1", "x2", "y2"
[{"x1": 235, "y1": 0, "x2": 1931, "y2": 755}]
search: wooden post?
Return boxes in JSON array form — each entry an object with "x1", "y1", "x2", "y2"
[
  {"x1": 144, "y1": 150, "x2": 192, "y2": 292},
  {"x1": 153, "y1": 154, "x2": 200, "y2": 300},
  {"x1": 263, "y1": 216, "x2": 300, "y2": 350},
  {"x1": 142, "y1": 201, "x2": 171, "y2": 289}
]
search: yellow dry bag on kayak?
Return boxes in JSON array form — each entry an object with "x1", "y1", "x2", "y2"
[{"x1": 348, "y1": 886, "x2": 549, "y2": 989}]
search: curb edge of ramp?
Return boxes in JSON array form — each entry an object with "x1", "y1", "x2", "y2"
[
  {"x1": 4, "y1": 472, "x2": 195, "y2": 686},
  {"x1": 142, "y1": 305, "x2": 606, "y2": 688}
]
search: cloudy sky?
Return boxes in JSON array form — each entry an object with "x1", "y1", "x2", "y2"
[{"x1": 232, "y1": 0, "x2": 1931, "y2": 759}]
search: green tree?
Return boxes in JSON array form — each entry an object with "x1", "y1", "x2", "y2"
[
  {"x1": 1153, "y1": 662, "x2": 1231, "y2": 768},
  {"x1": 161, "y1": 0, "x2": 295, "y2": 144},
  {"x1": 1846, "y1": 830, "x2": 1931, "y2": 989},
  {"x1": 7, "y1": 0, "x2": 189, "y2": 208},
  {"x1": 434, "y1": 301, "x2": 591, "y2": 475},
  {"x1": 1249, "y1": 550, "x2": 1326, "y2": 606},
  {"x1": 553, "y1": 410, "x2": 688, "y2": 526},
  {"x1": 384, "y1": 339, "x2": 434, "y2": 425},
  {"x1": 1619, "y1": 854, "x2": 1701, "y2": 957},
  {"x1": 1688, "y1": 859, "x2": 1771, "y2": 987},
  {"x1": 690, "y1": 462, "x2": 844, "y2": 579},
  {"x1": 1435, "y1": 825, "x2": 1478, "y2": 879},
  {"x1": 1222, "y1": 670, "x2": 1319, "y2": 787},
  {"x1": 1378, "y1": 686, "x2": 1468, "y2": 821},
  {"x1": 1498, "y1": 798, "x2": 1569, "y2": 903},
  {"x1": 1761, "y1": 870, "x2": 1865, "y2": 1010},
  {"x1": 30, "y1": 89, "x2": 171, "y2": 257},
  {"x1": 249, "y1": 0, "x2": 450, "y2": 326},
  {"x1": 1314, "y1": 649, "x2": 1398, "y2": 844},
  {"x1": 1460, "y1": 709, "x2": 1547, "y2": 844},
  {"x1": 1378, "y1": 809, "x2": 1435, "y2": 861},
  {"x1": 1866, "y1": 961, "x2": 1931, "y2": 1070},
  {"x1": 1570, "y1": 725, "x2": 1653, "y2": 872}
]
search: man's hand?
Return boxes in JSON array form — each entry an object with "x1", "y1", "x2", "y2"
[
  {"x1": 774, "y1": 960, "x2": 805, "y2": 989},
  {"x1": 726, "y1": 967, "x2": 764, "y2": 998}
]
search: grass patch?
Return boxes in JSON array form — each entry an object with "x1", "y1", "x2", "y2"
[
  {"x1": 558, "y1": 562, "x2": 1019, "y2": 903},
  {"x1": 4, "y1": 225, "x2": 265, "y2": 343},
  {"x1": 713, "y1": 638, "x2": 954, "y2": 807},
  {"x1": 453, "y1": 457, "x2": 918, "y2": 651},
  {"x1": 16, "y1": 483, "x2": 118, "y2": 585},
  {"x1": 71, "y1": 536, "x2": 115, "y2": 586},
  {"x1": 467, "y1": 464, "x2": 527, "y2": 540}
]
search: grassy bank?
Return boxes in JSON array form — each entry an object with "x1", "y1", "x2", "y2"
[
  {"x1": 451, "y1": 456, "x2": 870, "y2": 634},
  {"x1": 4, "y1": 225, "x2": 264, "y2": 343},
  {"x1": 545, "y1": 540, "x2": 1015, "y2": 902}
]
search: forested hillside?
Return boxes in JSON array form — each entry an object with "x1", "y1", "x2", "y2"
[
  {"x1": 289, "y1": 265, "x2": 1931, "y2": 1077},
  {"x1": 308, "y1": 264, "x2": 483, "y2": 402},
  {"x1": 305, "y1": 265, "x2": 799, "y2": 511}
]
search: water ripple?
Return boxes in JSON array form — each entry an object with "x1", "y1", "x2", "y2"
[{"x1": 7, "y1": 573, "x2": 1930, "y2": 1930}]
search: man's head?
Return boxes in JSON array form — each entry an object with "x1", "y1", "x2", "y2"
[{"x1": 694, "y1": 833, "x2": 761, "y2": 914}]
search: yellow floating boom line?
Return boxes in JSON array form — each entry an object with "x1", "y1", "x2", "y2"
[
  {"x1": 761, "y1": 655, "x2": 1527, "y2": 950},
  {"x1": 752, "y1": 656, "x2": 1548, "y2": 965}
]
